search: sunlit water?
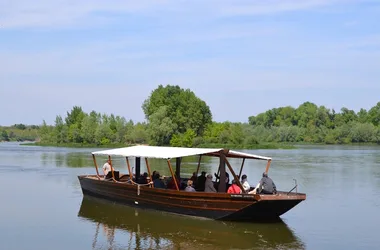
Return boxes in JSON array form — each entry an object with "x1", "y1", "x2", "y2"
[{"x1": 0, "y1": 142, "x2": 379, "y2": 249}]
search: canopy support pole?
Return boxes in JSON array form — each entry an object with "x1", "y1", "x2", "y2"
[
  {"x1": 167, "y1": 160, "x2": 179, "y2": 191},
  {"x1": 218, "y1": 153, "x2": 226, "y2": 193},
  {"x1": 195, "y1": 155, "x2": 202, "y2": 176},
  {"x1": 92, "y1": 154, "x2": 101, "y2": 180},
  {"x1": 145, "y1": 158, "x2": 153, "y2": 187},
  {"x1": 175, "y1": 157, "x2": 182, "y2": 179},
  {"x1": 126, "y1": 157, "x2": 133, "y2": 180},
  {"x1": 265, "y1": 159, "x2": 272, "y2": 173},
  {"x1": 135, "y1": 157, "x2": 141, "y2": 181},
  {"x1": 222, "y1": 154, "x2": 245, "y2": 193},
  {"x1": 238, "y1": 158, "x2": 246, "y2": 179},
  {"x1": 108, "y1": 155, "x2": 116, "y2": 182}
]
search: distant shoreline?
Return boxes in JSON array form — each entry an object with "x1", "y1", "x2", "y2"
[{"x1": 19, "y1": 142, "x2": 297, "y2": 150}]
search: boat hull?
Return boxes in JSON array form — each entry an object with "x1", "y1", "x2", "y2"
[{"x1": 78, "y1": 175, "x2": 305, "y2": 221}]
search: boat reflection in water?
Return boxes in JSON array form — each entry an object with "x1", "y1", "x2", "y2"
[{"x1": 78, "y1": 197, "x2": 305, "y2": 250}]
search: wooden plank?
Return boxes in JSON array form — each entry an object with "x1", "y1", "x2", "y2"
[{"x1": 92, "y1": 154, "x2": 101, "y2": 179}]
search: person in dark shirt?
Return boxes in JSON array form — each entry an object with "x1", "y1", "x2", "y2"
[
  {"x1": 153, "y1": 173, "x2": 166, "y2": 189},
  {"x1": 196, "y1": 171, "x2": 206, "y2": 191},
  {"x1": 256, "y1": 172, "x2": 277, "y2": 194},
  {"x1": 190, "y1": 172, "x2": 197, "y2": 183}
]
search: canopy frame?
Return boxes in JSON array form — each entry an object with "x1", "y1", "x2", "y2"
[{"x1": 91, "y1": 145, "x2": 273, "y2": 193}]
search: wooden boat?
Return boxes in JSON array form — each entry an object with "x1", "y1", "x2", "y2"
[{"x1": 78, "y1": 145, "x2": 306, "y2": 221}]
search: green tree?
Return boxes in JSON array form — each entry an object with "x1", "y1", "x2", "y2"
[
  {"x1": 357, "y1": 108, "x2": 368, "y2": 123},
  {"x1": 95, "y1": 122, "x2": 114, "y2": 145},
  {"x1": 53, "y1": 115, "x2": 68, "y2": 143},
  {"x1": 293, "y1": 102, "x2": 318, "y2": 128},
  {"x1": 340, "y1": 107, "x2": 358, "y2": 124},
  {"x1": 65, "y1": 106, "x2": 86, "y2": 129},
  {"x1": 38, "y1": 120, "x2": 53, "y2": 142},
  {"x1": 142, "y1": 85, "x2": 212, "y2": 139},
  {"x1": 147, "y1": 106, "x2": 177, "y2": 145},
  {"x1": 350, "y1": 122, "x2": 377, "y2": 142},
  {"x1": 368, "y1": 102, "x2": 380, "y2": 126},
  {"x1": 1, "y1": 130, "x2": 9, "y2": 141},
  {"x1": 128, "y1": 122, "x2": 148, "y2": 144},
  {"x1": 81, "y1": 114, "x2": 98, "y2": 144}
]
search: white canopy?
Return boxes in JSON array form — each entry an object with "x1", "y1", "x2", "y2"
[{"x1": 92, "y1": 145, "x2": 271, "y2": 161}]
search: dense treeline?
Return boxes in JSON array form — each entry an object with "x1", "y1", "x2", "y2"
[
  {"x1": 37, "y1": 106, "x2": 149, "y2": 146},
  {"x1": 248, "y1": 102, "x2": 380, "y2": 144},
  {"x1": 0, "y1": 124, "x2": 39, "y2": 141},
  {"x1": 2, "y1": 85, "x2": 379, "y2": 147}
]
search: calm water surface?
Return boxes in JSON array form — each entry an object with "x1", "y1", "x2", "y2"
[{"x1": 0, "y1": 142, "x2": 379, "y2": 250}]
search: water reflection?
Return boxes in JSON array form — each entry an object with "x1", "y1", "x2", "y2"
[{"x1": 78, "y1": 196, "x2": 305, "y2": 249}]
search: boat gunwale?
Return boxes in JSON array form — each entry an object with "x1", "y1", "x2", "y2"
[{"x1": 79, "y1": 174, "x2": 306, "y2": 202}]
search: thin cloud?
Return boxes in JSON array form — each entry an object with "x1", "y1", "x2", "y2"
[{"x1": 0, "y1": 0, "x2": 358, "y2": 29}]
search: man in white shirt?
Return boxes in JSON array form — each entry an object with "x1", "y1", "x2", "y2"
[
  {"x1": 241, "y1": 174, "x2": 251, "y2": 192},
  {"x1": 103, "y1": 160, "x2": 112, "y2": 176}
]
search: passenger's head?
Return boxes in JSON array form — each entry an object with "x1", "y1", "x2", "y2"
[
  {"x1": 232, "y1": 179, "x2": 237, "y2": 185},
  {"x1": 187, "y1": 180, "x2": 193, "y2": 187},
  {"x1": 206, "y1": 174, "x2": 213, "y2": 180},
  {"x1": 192, "y1": 172, "x2": 196, "y2": 176},
  {"x1": 263, "y1": 172, "x2": 268, "y2": 178},
  {"x1": 242, "y1": 174, "x2": 247, "y2": 180},
  {"x1": 201, "y1": 171, "x2": 206, "y2": 176}
]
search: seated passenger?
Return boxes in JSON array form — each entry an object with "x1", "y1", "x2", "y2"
[
  {"x1": 241, "y1": 174, "x2": 251, "y2": 192},
  {"x1": 185, "y1": 180, "x2": 196, "y2": 192},
  {"x1": 103, "y1": 160, "x2": 112, "y2": 178},
  {"x1": 139, "y1": 172, "x2": 149, "y2": 184},
  {"x1": 152, "y1": 171, "x2": 158, "y2": 180},
  {"x1": 190, "y1": 172, "x2": 197, "y2": 183},
  {"x1": 251, "y1": 172, "x2": 277, "y2": 194},
  {"x1": 167, "y1": 176, "x2": 180, "y2": 190},
  {"x1": 227, "y1": 179, "x2": 242, "y2": 194},
  {"x1": 196, "y1": 171, "x2": 207, "y2": 191},
  {"x1": 204, "y1": 174, "x2": 217, "y2": 193},
  {"x1": 153, "y1": 173, "x2": 166, "y2": 189}
]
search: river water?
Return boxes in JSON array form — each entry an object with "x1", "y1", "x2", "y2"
[{"x1": 0, "y1": 142, "x2": 379, "y2": 250}]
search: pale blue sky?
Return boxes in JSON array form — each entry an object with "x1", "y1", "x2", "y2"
[{"x1": 1, "y1": 0, "x2": 379, "y2": 126}]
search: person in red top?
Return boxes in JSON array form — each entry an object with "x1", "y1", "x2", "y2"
[
  {"x1": 167, "y1": 176, "x2": 180, "y2": 190},
  {"x1": 227, "y1": 179, "x2": 242, "y2": 194}
]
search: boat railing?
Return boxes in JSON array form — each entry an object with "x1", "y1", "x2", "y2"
[{"x1": 287, "y1": 179, "x2": 298, "y2": 195}]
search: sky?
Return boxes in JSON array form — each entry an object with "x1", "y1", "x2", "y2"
[{"x1": 1, "y1": 0, "x2": 379, "y2": 126}]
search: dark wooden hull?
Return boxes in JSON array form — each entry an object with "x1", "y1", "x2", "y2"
[{"x1": 78, "y1": 175, "x2": 306, "y2": 221}]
